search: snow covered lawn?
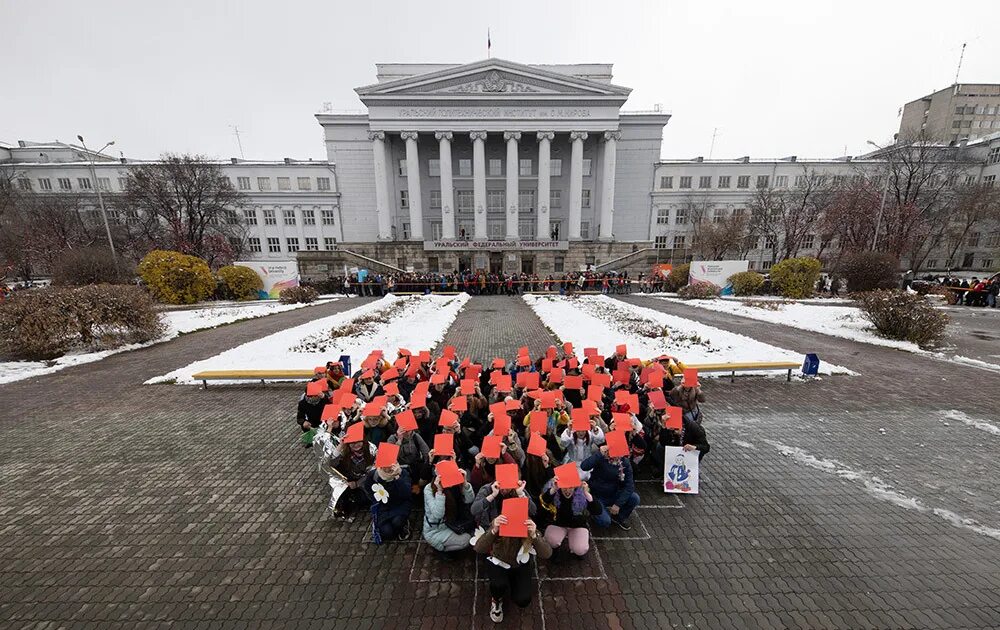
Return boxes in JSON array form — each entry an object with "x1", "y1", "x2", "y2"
[
  {"x1": 148, "y1": 293, "x2": 470, "y2": 385},
  {"x1": 0, "y1": 297, "x2": 343, "y2": 385},
  {"x1": 523, "y1": 294, "x2": 852, "y2": 376}
]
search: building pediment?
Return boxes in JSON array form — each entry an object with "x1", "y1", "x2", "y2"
[{"x1": 356, "y1": 58, "x2": 631, "y2": 99}]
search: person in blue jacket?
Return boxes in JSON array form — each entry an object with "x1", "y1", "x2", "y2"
[
  {"x1": 580, "y1": 444, "x2": 640, "y2": 530},
  {"x1": 362, "y1": 462, "x2": 413, "y2": 542}
]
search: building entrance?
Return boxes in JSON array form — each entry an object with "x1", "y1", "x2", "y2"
[
  {"x1": 521, "y1": 255, "x2": 534, "y2": 275},
  {"x1": 489, "y1": 253, "x2": 503, "y2": 274}
]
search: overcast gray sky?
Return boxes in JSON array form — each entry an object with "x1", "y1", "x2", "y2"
[{"x1": 2, "y1": 0, "x2": 995, "y2": 162}]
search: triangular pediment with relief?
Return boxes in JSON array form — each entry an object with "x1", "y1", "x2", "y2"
[{"x1": 356, "y1": 59, "x2": 631, "y2": 98}]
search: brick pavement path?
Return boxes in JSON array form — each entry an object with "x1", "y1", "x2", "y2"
[{"x1": 2, "y1": 293, "x2": 1000, "y2": 628}]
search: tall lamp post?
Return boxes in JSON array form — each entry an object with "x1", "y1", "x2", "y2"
[
  {"x1": 866, "y1": 139, "x2": 892, "y2": 252},
  {"x1": 77, "y1": 135, "x2": 117, "y2": 261}
]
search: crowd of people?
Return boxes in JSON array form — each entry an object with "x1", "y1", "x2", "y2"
[
  {"x1": 325, "y1": 271, "x2": 638, "y2": 296},
  {"x1": 922, "y1": 274, "x2": 1000, "y2": 308},
  {"x1": 297, "y1": 344, "x2": 710, "y2": 623}
]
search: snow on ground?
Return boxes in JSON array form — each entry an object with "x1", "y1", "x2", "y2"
[
  {"x1": 941, "y1": 410, "x2": 1000, "y2": 437},
  {"x1": 647, "y1": 292, "x2": 853, "y2": 306},
  {"x1": 0, "y1": 298, "x2": 342, "y2": 385},
  {"x1": 763, "y1": 439, "x2": 1000, "y2": 542},
  {"x1": 148, "y1": 293, "x2": 470, "y2": 385},
  {"x1": 523, "y1": 294, "x2": 852, "y2": 376},
  {"x1": 653, "y1": 295, "x2": 921, "y2": 352}
]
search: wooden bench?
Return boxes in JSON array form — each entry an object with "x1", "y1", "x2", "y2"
[
  {"x1": 683, "y1": 361, "x2": 802, "y2": 382},
  {"x1": 192, "y1": 370, "x2": 315, "y2": 388}
]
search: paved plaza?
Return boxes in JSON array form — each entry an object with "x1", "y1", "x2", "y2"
[{"x1": 1, "y1": 296, "x2": 1000, "y2": 629}]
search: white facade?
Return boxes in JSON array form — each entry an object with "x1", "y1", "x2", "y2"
[
  {"x1": 316, "y1": 58, "x2": 670, "y2": 245},
  {"x1": 2, "y1": 141, "x2": 342, "y2": 261}
]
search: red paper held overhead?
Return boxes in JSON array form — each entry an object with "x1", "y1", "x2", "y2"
[
  {"x1": 481, "y1": 435, "x2": 503, "y2": 459},
  {"x1": 553, "y1": 462, "x2": 582, "y2": 489},
  {"x1": 605, "y1": 430, "x2": 630, "y2": 458},
  {"x1": 375, "y1": 442, "x2": 399, "y2": 467},
  {"x1": 438, "y1": 409, "x2": 459, "y2": 427},
  {"x1": 433, "y1": 432, "x2": 455, "y2": 457},
  {"x1": 526, "y1": 432, "x2": 547, "y2": 456},
  {"x1": 499, "y1": 497, "x2": 529, "y2": 538},
  {"x1": 435, "y1": 460, "x2": 465, "y2": 488},
  {"x1": 495, "y1": 463, "x2": 520, "y2": 490},
  {"x1": 395, "y1": 409, "x2": 418, "y2": 431},
  {"x1": 665, "y1": 406, "x2": 683, "y2": 430},
  {"x1": 528, "y1": 410, "x2": 548, "y2": 434}
]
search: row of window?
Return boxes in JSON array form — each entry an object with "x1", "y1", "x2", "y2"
[
  {"x1": 399, "y1": 188, "x2": 592, "y2": 211},
  {"x1": 235, "y1": 176, "x2": 331, "y2": 192},
  {"x1": 952, "y1": 119, "x2": 1000, "y2": 129},
  {"x1": 248, "y1": 236, "x2": 338, "y2": 254},
  {"x1": 653, "y1": 234, "x2": 828, "y2": 251},
  {"x1": 954, "y1": 104, "x2": 1000, "y2": 116},
  {"x1": 14, "y1": 175, "x2": 332, "y2": 193},
  {"x1": 401, "y1": 158, "x2": 591, "y2": 178},
  {"x1": 655, "y1": 206, "x2": 747, "y2": 225},
  {"x1": 924, "y1": 257, "x2": 996, "y2": 270},
  {"x1": 658, "y1": 172, "x2": 996, "y2": 191},
  {"x1": 401, "y1": 220, "x2": 585, "y2": 241},
  {"x1": 243, "y1": 207, "x2": 338, "y2": 226}
]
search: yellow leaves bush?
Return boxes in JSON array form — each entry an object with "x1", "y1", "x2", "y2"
[
  {"x1": 216, "y1": 265, "x2": 263, "y2": 301},
  {"x1": 138, "y1": 250, "x2": 214, "y2": 304},
  {"x1": 770, "y1": 257, "x2": 822, "y2": 299}
]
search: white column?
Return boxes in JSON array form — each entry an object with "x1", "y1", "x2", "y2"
[
  {"x1": 435, "y1": 131, "x2": 455, "y2": 239},
  {"x1": 536, "y1": 132, "x2": 554, "y2": 240},
  {"x1": 504, "y1": 131, "x2": 520, "y2": 239},
  {"x1": 471, "y1": 131, "x2": 488, "y2": 239},
  {"x1": 400, "y1": 131, "x2": 423, "y2": 240},
  {"x1": 368, "y1": 131, "x2": 392, "y2": 240},
  {"x1": 599, "y1": 130, "x2": 620, "y2": 240},
  {"x1": 568, "y1": 131, "x2": 588, "y2": 240}
]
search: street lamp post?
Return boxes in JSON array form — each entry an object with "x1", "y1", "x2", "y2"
[
  {"x1": 867, "y1": 140, "x2": 892, "y2": 252},
  {"x1": 77, "y1": 135, "x2": 117, "y2": 261}
]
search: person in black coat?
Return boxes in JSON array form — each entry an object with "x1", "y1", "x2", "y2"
[
  {"x1": 657, "y1": 415, "x2": 711, "y2": 463},
  {"x1": 297, "y1": 385, "x2": 330, "y2": 432}
]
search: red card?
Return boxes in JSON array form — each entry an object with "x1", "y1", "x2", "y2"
[
  {"x1": 459, "y1": 357, "x2": 471, "y2": 369},
  {"x1": 548, "y1": 368, "x2": 564, "y2": 384},
  {"x1": 499, "y1": 498, "x2": 529, "y2": 538},
  {"x1": 430, "y1": 372, "x2": 447, "y2": 385},
  {"x1": 493, "y1": 413, "x2": 511, "y2": 437},
  {"x1": 539, "y1": 391, "x2": 557, "y2": 410},
  {"x1": 528, "y1": 411, "x2": 548, "y2": 434},
  {"x1": 410, "y1": 382, "x2": 429, "y2": 408},
  {"x1": 648, "y1": 389, "x2": 668, "y2": 410},
  {"x1": 526, "y1": 432, "x2": 547, "y2": 456},
  {"x1": 321, "y1": 404, "x2": 341, "y2": 423},
  {"x1": 442, "y1": 345, "x2": 456, "y2": 359},
  {"x1": 613, "y1": 367, "x2": 631, "y2": 386},
  {"x1": 465, "y1": 364, "x2": 482, "y2": 380},
  {"x1": 439, "y1": 409, "x2": 459, "y2": 427},
  {"x1": 418, "y1": 350, "x2": 431, "y2": 363},
  {"x1": 647, "y1": 371, "x2": 664, "y2": 389},
  {"x1": 343, "y1": 421, "x2": 364, "y2": 443},
  {"x1": 615, "y1": 344, "x2": 627, "y2": 356},
  {"x1": 591, "y1": 373, "x2": 611, "y2": 388},
  {"x1": 436, "y1": 460, "x2": 465, "y2": 488},
  {"x1": 582, "y1": 399, "x2": 599, "y2": 416},
  {"x1": 583, "y1": 347, "x2": 597, "y2": 357},
  {"x1": 481, "y1": 435, "x2": 503, "y2": 459},
  {"x1": 568, "y1": 358, "x2": 578, "y2": 370},
  {"x1": 563, "y1": 342, "x2": 573, "y2": 356},
  {"x1": 564, "y1": 375, "x2": 583, "y2": 390},
  {"x1": 571, "y1": 408, "x2": 591, "y2": 432},
  {"x1": 398, "y1": 347, "x2": 412, "y2": 357},
  {"x1": 614, "y1": 390, "x2": 631, "y2": 406},
  {"x1": 490, "y1": 402, "x2": 507, "y2": 419},
  {"x1": 460, "y1": 379, "x2": 476, "y2": 395},
  {"x1": 489, "y1": 370, "x2": 500, "y2": 385},
  {"x1": 396, "y1": 409, "x2": 418, "y2": 431},
  {"x1": 611, "y1": 412, "x2": 631, "y2": 431},
  {"x1": 517, "y1": 346, "x2": 529, "y2": 357},
  {"x1": 553, "y1": 462, "x2": 582, "y2": 488},
  {"x1": 517, "y1": 355, "x2": 531, "y2": 367},
  {"x1": 449, "y1": 396, "x2": 468, "y2": 412},
  {"x1": 492, "y1": 358, "x2": 506, "y2": 369},
  {"x1": 434, "y1": 432, "x2": 455, "y2": 456},
  {"x1": 382, "y1": 367, "x2": 399, "y2": 381},
  {"x1": 546, "y1": 346, "x2": 557, "y2": 360},
  {"x1": 505, "y1": 399, "x2": 521, "y2": 411},
  {"x1": 683, "y1": 368, "x2": 699, "y2": 388},
  {"x1": 363, "y1": 401, "x2": 384, "y2": 417},
  {"x1": 517, "y1": 371, "x2": 540, "y2": 390},
  {"x1": 434, "y1": 358, "x2": 450, "y2": 374},
  {"x1": 313, "y1": 366, "x2": 326, "y2": 374},
  {"x1": 665, "y1": 406, "x2": 683, "y2": 430},
  {"x1": 384, "y1": 382, "x2": 399, "y2": 396},
  {"x1": 541, "y1": 358, "x2": 554, "y2": 373},
  {"x1": 587, "y1": 384, "x2": 605, "y2": 402},
  {"x1": 494, "y1": 374, "x2": 512, "y2": 392},
  {"x1": 375, "y1": 442, "x2": 399, "y2": 467},
  {"x1": 605, "y1": 430, "x2": 629, "y2": 458},
  {"x1": 495, "y1": 463, "x2": 520, "y2": 489}
]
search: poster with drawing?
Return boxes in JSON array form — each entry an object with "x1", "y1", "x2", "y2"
[{"x1": 663, "y1": 446, "x2": 699, "y2": 494}]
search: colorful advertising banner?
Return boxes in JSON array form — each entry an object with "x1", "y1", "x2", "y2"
[
  {"x1": 688, "y1": 260, "x2": 750, "y2": 296},
  {"x1": 235, "y1": 260, "x2": 299, "y2": 299}
]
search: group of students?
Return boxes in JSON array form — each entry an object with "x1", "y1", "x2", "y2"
[
  {"x1": 323, "y1": 270, "x2": 637, "y2": 297},
  {"x1": 296, "y1": 343, "x2": 710, "y2": 623}
]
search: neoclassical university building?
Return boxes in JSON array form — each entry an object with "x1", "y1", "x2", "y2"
[{"x1": 5, "y1": 59, "x2": 999, "y2": 277}]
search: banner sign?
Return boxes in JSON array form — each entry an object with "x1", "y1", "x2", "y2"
[
  {"x1": 663, "y1": 446, "x2": 699, "y2": 494},
  {"x1": 688, "y1": 260, "x2": 749, "y2": 296},
  {"x1": 424, "y1": 240, "x2": 568, "y2": 252},
  {"x1": 235, "y1": 260, "x2": 299, "y2": 299}
]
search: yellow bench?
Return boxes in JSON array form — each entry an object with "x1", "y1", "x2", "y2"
[
  {"x1": 683, "y1": 361, "x2": 802, "y2": 382},
  {"x1": 192, "y1": 370, "x2": 315, "y2": 388}
]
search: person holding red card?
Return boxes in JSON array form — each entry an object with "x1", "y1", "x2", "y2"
[
  {"x1": 423, "y1": 461, "x2": 476, "y2": 555},
  {"x1": 558, "y1": 412, "x2": 605, "y2": 481},
  {"x1": 668, "y1": 369, "x2": 706, "y2": 424},
  {"x1": 387, "y1": 412, "x2": 431, "y2": 493},
  {"x1": 471, "y1": 457, "x2": 536, "y2": 532},
  {"x1": 541, "y1": 464, "x2": 602, "y2": 560},
  {"x1": 469, "y1": 435, "x2": 516, "y2": 492},
  {"x1": 354, "y1": 370, "x2": 384, "y2": 403},
  {"x1": 329, "y1": 422, "x2": 376, "y2": 519},
  {"x1": 474, "y1": 497, "x2": 552, "y2": 623},
  {"x1": 362, "y1": 443, "x2": 413, "y2": 542},
  {"x1": 657, "y1": 408, "x2": 711, "y2": 462},
  {"x1": 581, "y1": 431, "x2": 640, "y2": 530}
]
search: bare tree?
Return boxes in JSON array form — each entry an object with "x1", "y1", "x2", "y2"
[
  {"x1": 120, "y1": 154, "x2": 248, "y2": 268},
  {"x1": 941, "y1": 183, "x2": 1000, "y2": 266}
]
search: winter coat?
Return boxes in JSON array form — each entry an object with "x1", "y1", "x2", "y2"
[
  {"x1": 469, "y1": 453, "x2": 516, "y2": 489},
  {"x1": 544, "y1": 485, "x2": 603, "y2": 529},
  {"x1": 354, "y1": 380, "x2": 384, "y2": 403},
  {"x1": 422, "y1": 482, "x2": 475, "y2": 550},
  {"x1": 659, "y1": 416, "x2": 710, "y2": 452},
  {"x1": 387, "y1": 432, "x2": 430, "y2": 468},
  {"x1": 473, "y1": 529, "x2": 552, "y2": 567},
  {"x1": 668, "y1": 386, "x2": 705, "y2": 413},
  {"x1": 297, "y1": 396, "x2": 329, "y2": 427},
  {"x1": 558, "y1": 427, "x2": 604, "y2": 466},
  {"x1": 471, "y1": 485, "x2": 537, "y2": 529},
  {"x1": 580, "y1": 452, "x2": 636, "y2": 505},
  {"x1": 362, "y1": 468, "x2": 412, "y2": 520}
]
